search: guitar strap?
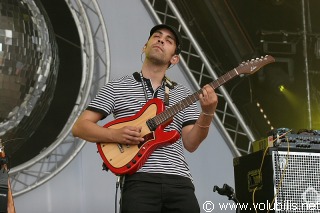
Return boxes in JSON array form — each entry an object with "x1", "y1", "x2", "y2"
[
  {"x1": 164, "y1": 76, "x2": 177, "y2": 107},
  {"x1": 164, "y1": 86, "x2": 170, "y2": 106},
  {"x1": 136, "y1": 72, "x2": 176, "y2": 107}
]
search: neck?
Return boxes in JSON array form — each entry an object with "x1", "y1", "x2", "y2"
[{"x1": 141, "y1": 62, "x2": 167, "y2": 87}]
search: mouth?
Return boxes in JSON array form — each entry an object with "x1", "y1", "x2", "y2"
[{"x1": 152, "y1": 45, "x2": 163, "y2": 52}]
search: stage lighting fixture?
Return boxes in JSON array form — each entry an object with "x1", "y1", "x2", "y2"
[
  {"x1": 279, "y1": 85, "x2": 285, "y2": 92},
  {"x1": 264, "y1": 64, "x2": 291, "y2": 95}
]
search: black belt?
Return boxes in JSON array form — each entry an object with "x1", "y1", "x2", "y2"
[{"x1": 125, "y1": 172, "x2": 194, "y2": 188}]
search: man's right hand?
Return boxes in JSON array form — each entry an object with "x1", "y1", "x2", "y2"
[{"x1": 110, "y1": 126, "x2": 144, "y2": 145}]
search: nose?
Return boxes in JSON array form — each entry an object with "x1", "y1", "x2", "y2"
[{"x1": 157, "y1": 39, "x2": 164, "y2": 44}]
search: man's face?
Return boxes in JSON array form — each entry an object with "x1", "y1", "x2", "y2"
[{"x1": 145, "y1": 28, "x2": 177, "y2": 66}]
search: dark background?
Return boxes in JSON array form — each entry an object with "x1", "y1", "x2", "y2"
[{"x1": 174, "y1": 0, "x2": 320, "y2": 138}]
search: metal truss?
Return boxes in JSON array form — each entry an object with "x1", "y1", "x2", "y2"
[
  {"x1": 142, "y1": 0, "x2": 257, "y2": 157},
  {"x1": 9, "y1": 0, "x2": 110, "y2": 196}
]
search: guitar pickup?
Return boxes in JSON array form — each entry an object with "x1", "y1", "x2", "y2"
[
  {"x1": 146, "y1": 119, "x2": 157, "y2": 131},
  {"x1": 117, "y1": 144, "x2": 124, "y2": 153}
]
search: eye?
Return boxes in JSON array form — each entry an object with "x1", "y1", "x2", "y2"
[{"x1": 153, "y1": 33, "x2": 161, "y2": 38}]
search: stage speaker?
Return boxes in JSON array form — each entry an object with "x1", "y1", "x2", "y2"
[{"x1": 233, "y1": 148, "x2": 320, "y2": 213}]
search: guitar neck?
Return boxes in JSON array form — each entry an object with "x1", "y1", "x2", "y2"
[
  {"x1": 146, "y1": 55, "x2": 275, "y2": 130},
  {"x1": 151, "y1": 69, "x2": 239, "y2": 126}
]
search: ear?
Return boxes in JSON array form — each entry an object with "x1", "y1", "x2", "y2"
[
  {"x1": 170, "y1": 55, "x2": 180, "y2": 65},
  {"x1": 142, "y1": 44, "x2": 147, "y2": 52}
]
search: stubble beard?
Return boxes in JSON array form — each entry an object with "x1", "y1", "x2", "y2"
[{"x1": 146, "y1": 50, "x2": 168, "y2": 66}]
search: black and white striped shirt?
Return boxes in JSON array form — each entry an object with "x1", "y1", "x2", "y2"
[{"x1": 87, "y1": 72, "x2": 200, "y2": 179}]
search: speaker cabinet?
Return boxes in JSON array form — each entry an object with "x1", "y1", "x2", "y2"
[{"x1": 233, "y1": 148, "x2": 320, "y2": 213}]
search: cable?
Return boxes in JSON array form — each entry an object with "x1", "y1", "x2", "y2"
[
  {"x1": 251, "y1": 129, "x2": 291, "y2": 213},
  {"x1": 119, "y1": 176, "x2": 125, "y2": 213},
  {"x1": 114, "y1": 175, "x2": 125, "y2": 213},
  {"x1": 267, "y1": 137, "x2": 289, "y2": 213},
  {"x1": 115, "y1": 176, "x2": 121, "y2": 213}
]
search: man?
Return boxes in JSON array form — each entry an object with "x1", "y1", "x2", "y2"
[{"x1": 72, "y1": 24, "x2": 218, "y2": 213}]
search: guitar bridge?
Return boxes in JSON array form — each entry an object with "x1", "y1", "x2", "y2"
[
  {"x1": 117, "y1": 144, "x2": 124, "y2": 153},
  {"x1": 146, "y1": 119, "x2": 157, "y2": 131}
]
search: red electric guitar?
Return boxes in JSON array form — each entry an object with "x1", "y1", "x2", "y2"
[{"x1": 97, "y1": 55, "x2": 275, "y2": 175}]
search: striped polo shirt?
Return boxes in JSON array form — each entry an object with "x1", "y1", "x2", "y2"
[{"x1": 87, "y1": 72, "x2": 200, "y2": 179}]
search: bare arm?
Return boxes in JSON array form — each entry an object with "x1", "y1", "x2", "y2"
[
  {"x1": 72, "y1": 110, "x2": 144, "y2": 145},
  {"x1": 182, "y1": 84, "x2": 218, "y2": 152}
]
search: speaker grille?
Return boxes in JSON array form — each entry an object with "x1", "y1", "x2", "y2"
[{"x1": 272, "y1": 151, "x2": 320, "y2": 212}]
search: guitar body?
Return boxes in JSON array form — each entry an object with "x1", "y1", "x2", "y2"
[{"x1": 97, "y1": 98, "x2": 180, "y2": 175}]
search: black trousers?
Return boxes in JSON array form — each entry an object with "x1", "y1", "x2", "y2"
[{"x1": 121, "y1": 173, "x2": 200, "y2": 213}]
